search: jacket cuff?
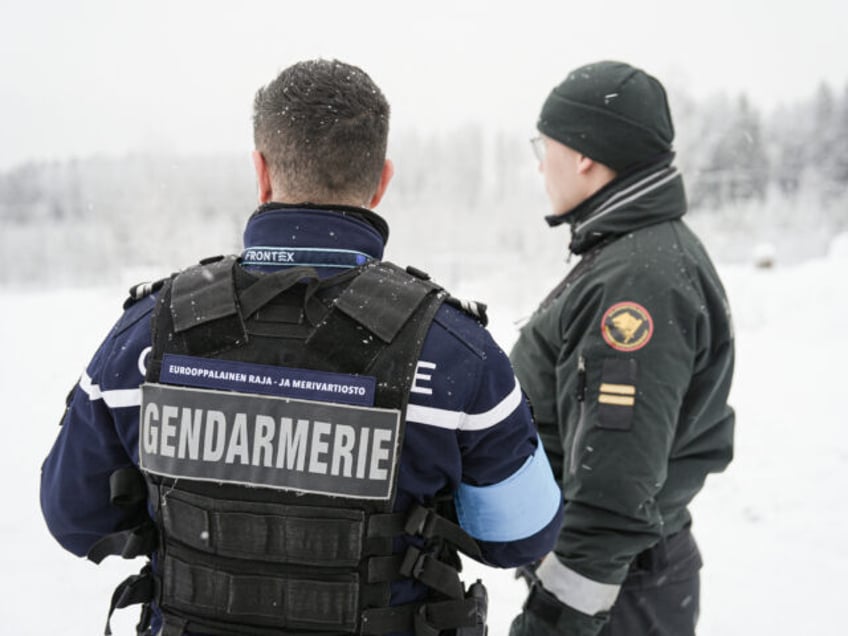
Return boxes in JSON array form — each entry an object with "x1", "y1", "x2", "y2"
[
  {"x1": 535, "y1": 552, "x2": 621, "y2": 616},
  {"x1": 517, "y1": 582, "x2": 609, "y2": 636}
]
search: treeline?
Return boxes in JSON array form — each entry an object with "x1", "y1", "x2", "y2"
[
  {"x1": 1, "y1": 82, "x2": 847, "y2": 286},
  {"x1": 673, "y1": 83, "x2": 848, "y2": 208}
]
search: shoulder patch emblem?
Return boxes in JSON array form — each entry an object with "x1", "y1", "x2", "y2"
[{"x1": 601, "y1": 301, "x2": 654, "y2": 352}]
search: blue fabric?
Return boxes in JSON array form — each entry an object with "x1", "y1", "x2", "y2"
[{"x1": 456, "y1": 438, "x2": 562, "y2": 542}]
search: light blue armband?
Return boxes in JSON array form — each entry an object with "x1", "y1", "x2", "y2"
[{"x1": 455, "y1": 438, "x2": 561, "y2": 542}]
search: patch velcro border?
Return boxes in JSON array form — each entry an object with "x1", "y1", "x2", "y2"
[{"x1": 139, "y1": 382, "x2": 401, "y2": 500}]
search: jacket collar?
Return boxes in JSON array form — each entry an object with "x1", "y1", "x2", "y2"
[
  {"x1": 545, "y1": 154, "x2": 687, "y2": 255},
  {"x1": 242, "y1": 203, "x2": 387, "y2": 276}
]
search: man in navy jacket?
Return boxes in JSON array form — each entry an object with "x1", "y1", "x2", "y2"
[{"x1": 40, "y1": 59, "x2": 563, "y2": 635}]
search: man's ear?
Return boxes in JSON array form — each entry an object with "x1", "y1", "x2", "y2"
[
  {"x1": 575, "y1": 153, "x2": 595, "y2": 176},
  {"x1": 368, "y1": 159, "x2": 394, "y2": 209},
  {"x1": 252, "y1": 150, "x2": 273, "y2": 204}
]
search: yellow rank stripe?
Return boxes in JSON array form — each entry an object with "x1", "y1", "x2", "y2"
[
  {"x1": 598, "y1": 383, "x2": 636, "y2": 407},
  {"x1": 598, "y1": 394, "x2": 635, "y2": 406},
  {"x1": 599, "y1": 383, "x2": 636, "y2": 395}
]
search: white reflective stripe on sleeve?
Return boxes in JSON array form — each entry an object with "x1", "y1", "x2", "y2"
[
  {"x1": 535, "y1": 553, "x2": 621, "y2": 616},
  {"x1": 78, "y1": 371, "x2": 142, "y2": 409},
  {"x1": 404, "y1": 403, "x2": 462, "y2": 429},
  {"x1": 405, "y1": 378, "x2": 522, "y2": 431}
]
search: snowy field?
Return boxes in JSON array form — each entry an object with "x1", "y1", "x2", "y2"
[{"x1": 2, "y1": 233, "x2": 847, "y2": 635}]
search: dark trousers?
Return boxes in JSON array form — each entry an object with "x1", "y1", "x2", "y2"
[
  {"x1": 511, "y1": 527, "x2": 702, "y2": 636},
  {"x1": 599, "y1": 526, "x2": 702, "y2": 636}
]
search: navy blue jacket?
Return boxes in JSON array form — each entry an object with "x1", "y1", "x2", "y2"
[{"x1": 41, "y1": 204, "x2": 563, "y2": 626}]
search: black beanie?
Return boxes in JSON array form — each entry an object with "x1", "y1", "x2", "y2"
[{"x1": 538, "y1": 61, "x2": 675, "y2": 172}]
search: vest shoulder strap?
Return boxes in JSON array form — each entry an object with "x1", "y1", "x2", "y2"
[{"x1": 169, "y1": 255, "x2": 239, "y2": 332}]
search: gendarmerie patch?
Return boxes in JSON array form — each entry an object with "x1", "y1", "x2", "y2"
[
  {"x1": 600, "y1": 301, "x2": 654, "y2": 352},
  {"x1": 139, "y1": 383, "x2": 400, "y2": 499}
]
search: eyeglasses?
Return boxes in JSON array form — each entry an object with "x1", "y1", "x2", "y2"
[{"x1": 530, "y1": 136, "x2": 546, "y2": 163}]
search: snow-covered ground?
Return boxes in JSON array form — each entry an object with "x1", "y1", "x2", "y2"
[{"x1": 2, "y1": 233, "x2": 846, "y2": 635}]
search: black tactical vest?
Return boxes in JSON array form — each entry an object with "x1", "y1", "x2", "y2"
[{"x1": 92, "y1": 257, "x2": 487, "y2": 636}]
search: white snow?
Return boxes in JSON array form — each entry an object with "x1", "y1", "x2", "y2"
[{"x1": 2, "y1": 235, "x2": 846, "y2": 634}]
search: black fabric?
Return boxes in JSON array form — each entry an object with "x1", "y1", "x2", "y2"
[
  {"x1": 598, "y1": 527, "x2": 701, "y2": 636},
  {"x1": 538, "y1": 61, "x2": 674, "y2": 172}
]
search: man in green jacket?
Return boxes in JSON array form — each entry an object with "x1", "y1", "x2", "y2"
[{"x1": 509, "y1": 61, "x2": 735, "y2": 636}]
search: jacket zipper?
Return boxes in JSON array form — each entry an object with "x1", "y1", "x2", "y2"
[{"x1": 569, "y1": 354, "x2": 588, "y2": 476}]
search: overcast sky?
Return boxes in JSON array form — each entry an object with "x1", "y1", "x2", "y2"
[{"x1": 1, "y1": 0, "x2": 845, "y2": 170}]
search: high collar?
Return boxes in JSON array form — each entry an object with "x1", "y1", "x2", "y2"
[
  {"x1": 242, "y1": 203, "x2": 388, "y2": 276},
  {"x1": 545, "y1": 154, "x2": 687, "y2": 255}
]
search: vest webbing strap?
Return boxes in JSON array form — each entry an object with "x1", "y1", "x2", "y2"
[
  {"x1": 237, "y1": 266, "x2": 320, "y2": 319},
  {"x1": 333, "y1": 262, "x2": 435, "y2": 343},
  {"x1": 87, "y1": 467, "x2": 156, "y2": 564},
  {"x1": 103, "y1": 563, "x2": 155, "y2": 636},
  {"x1": 159, "y1": 488, "x2": 369, "y2": 568},
  {"x1": 304, "y1": 262, "x2": 444, "y2": 376},
  {"x1": 400, "y1": 546, "x2": 464, "y2": 599},
  {"x1": 164, "y1": 555, "x2": 360, "y2": 631},
  {"x1": 360, "y1": 594, "x2": 486, "y2": 636},
  {"x1": 87, "y1": 524, "x2": 156, "y2": 564},
  {"x1": 108, "y1": 466, "x2": 147, "y2": 507},
  {"x1": 403, "y1": 505, "x2": 483, "y2": 561},
  {"x1": 170, "y1": 257, "x2": 239, "y2": 333}
]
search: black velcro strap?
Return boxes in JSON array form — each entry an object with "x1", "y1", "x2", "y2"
[
  {"x1": 367, "y1": 511, "x2": 407, "y2": 538},
  {"x1": 104, "y1": 564, "x2": 155, "y2": 635},
  {"x1": 170, "y1": 257, "x2": 238, "y2": 333},
  {"x1": 160, "y1": 490, "x2": 366, "y2": 567},
  {"x1": 334, "y1": 262, "x2": 435, "y2": 343},
  {"x1": 361, "y1": 596, "x2": 485, "y2": 636},
  {"x1": 237, "y1": 266, "x2": 320, "y2": 319},
  {"x1": 163, "y1": 556, "x2": 359, "y2": 631},
  {"x1": 400, "y1": 547, "x2": 464, "y2": 599},
  {"x1": 109, "y1": 467, "x2": 147, "y2": 507},
  {"x1": 87, "y1": 523, "x2": 157, "y2": 564},
  {"x1": 404, "y1": 504, "x2": 483, "y2": 560}
]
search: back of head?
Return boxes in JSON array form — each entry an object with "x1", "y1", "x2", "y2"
[
  {"x1": 253, "y1": 59, "x2": 390, "y2": 203},
  {"x1": 538, "y1": 60, "x2": 675, "y2": 172}
]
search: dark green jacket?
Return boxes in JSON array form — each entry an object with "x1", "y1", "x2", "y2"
[{"x1": 510, "y1": 158, "x2": 734, "y2": 631}]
